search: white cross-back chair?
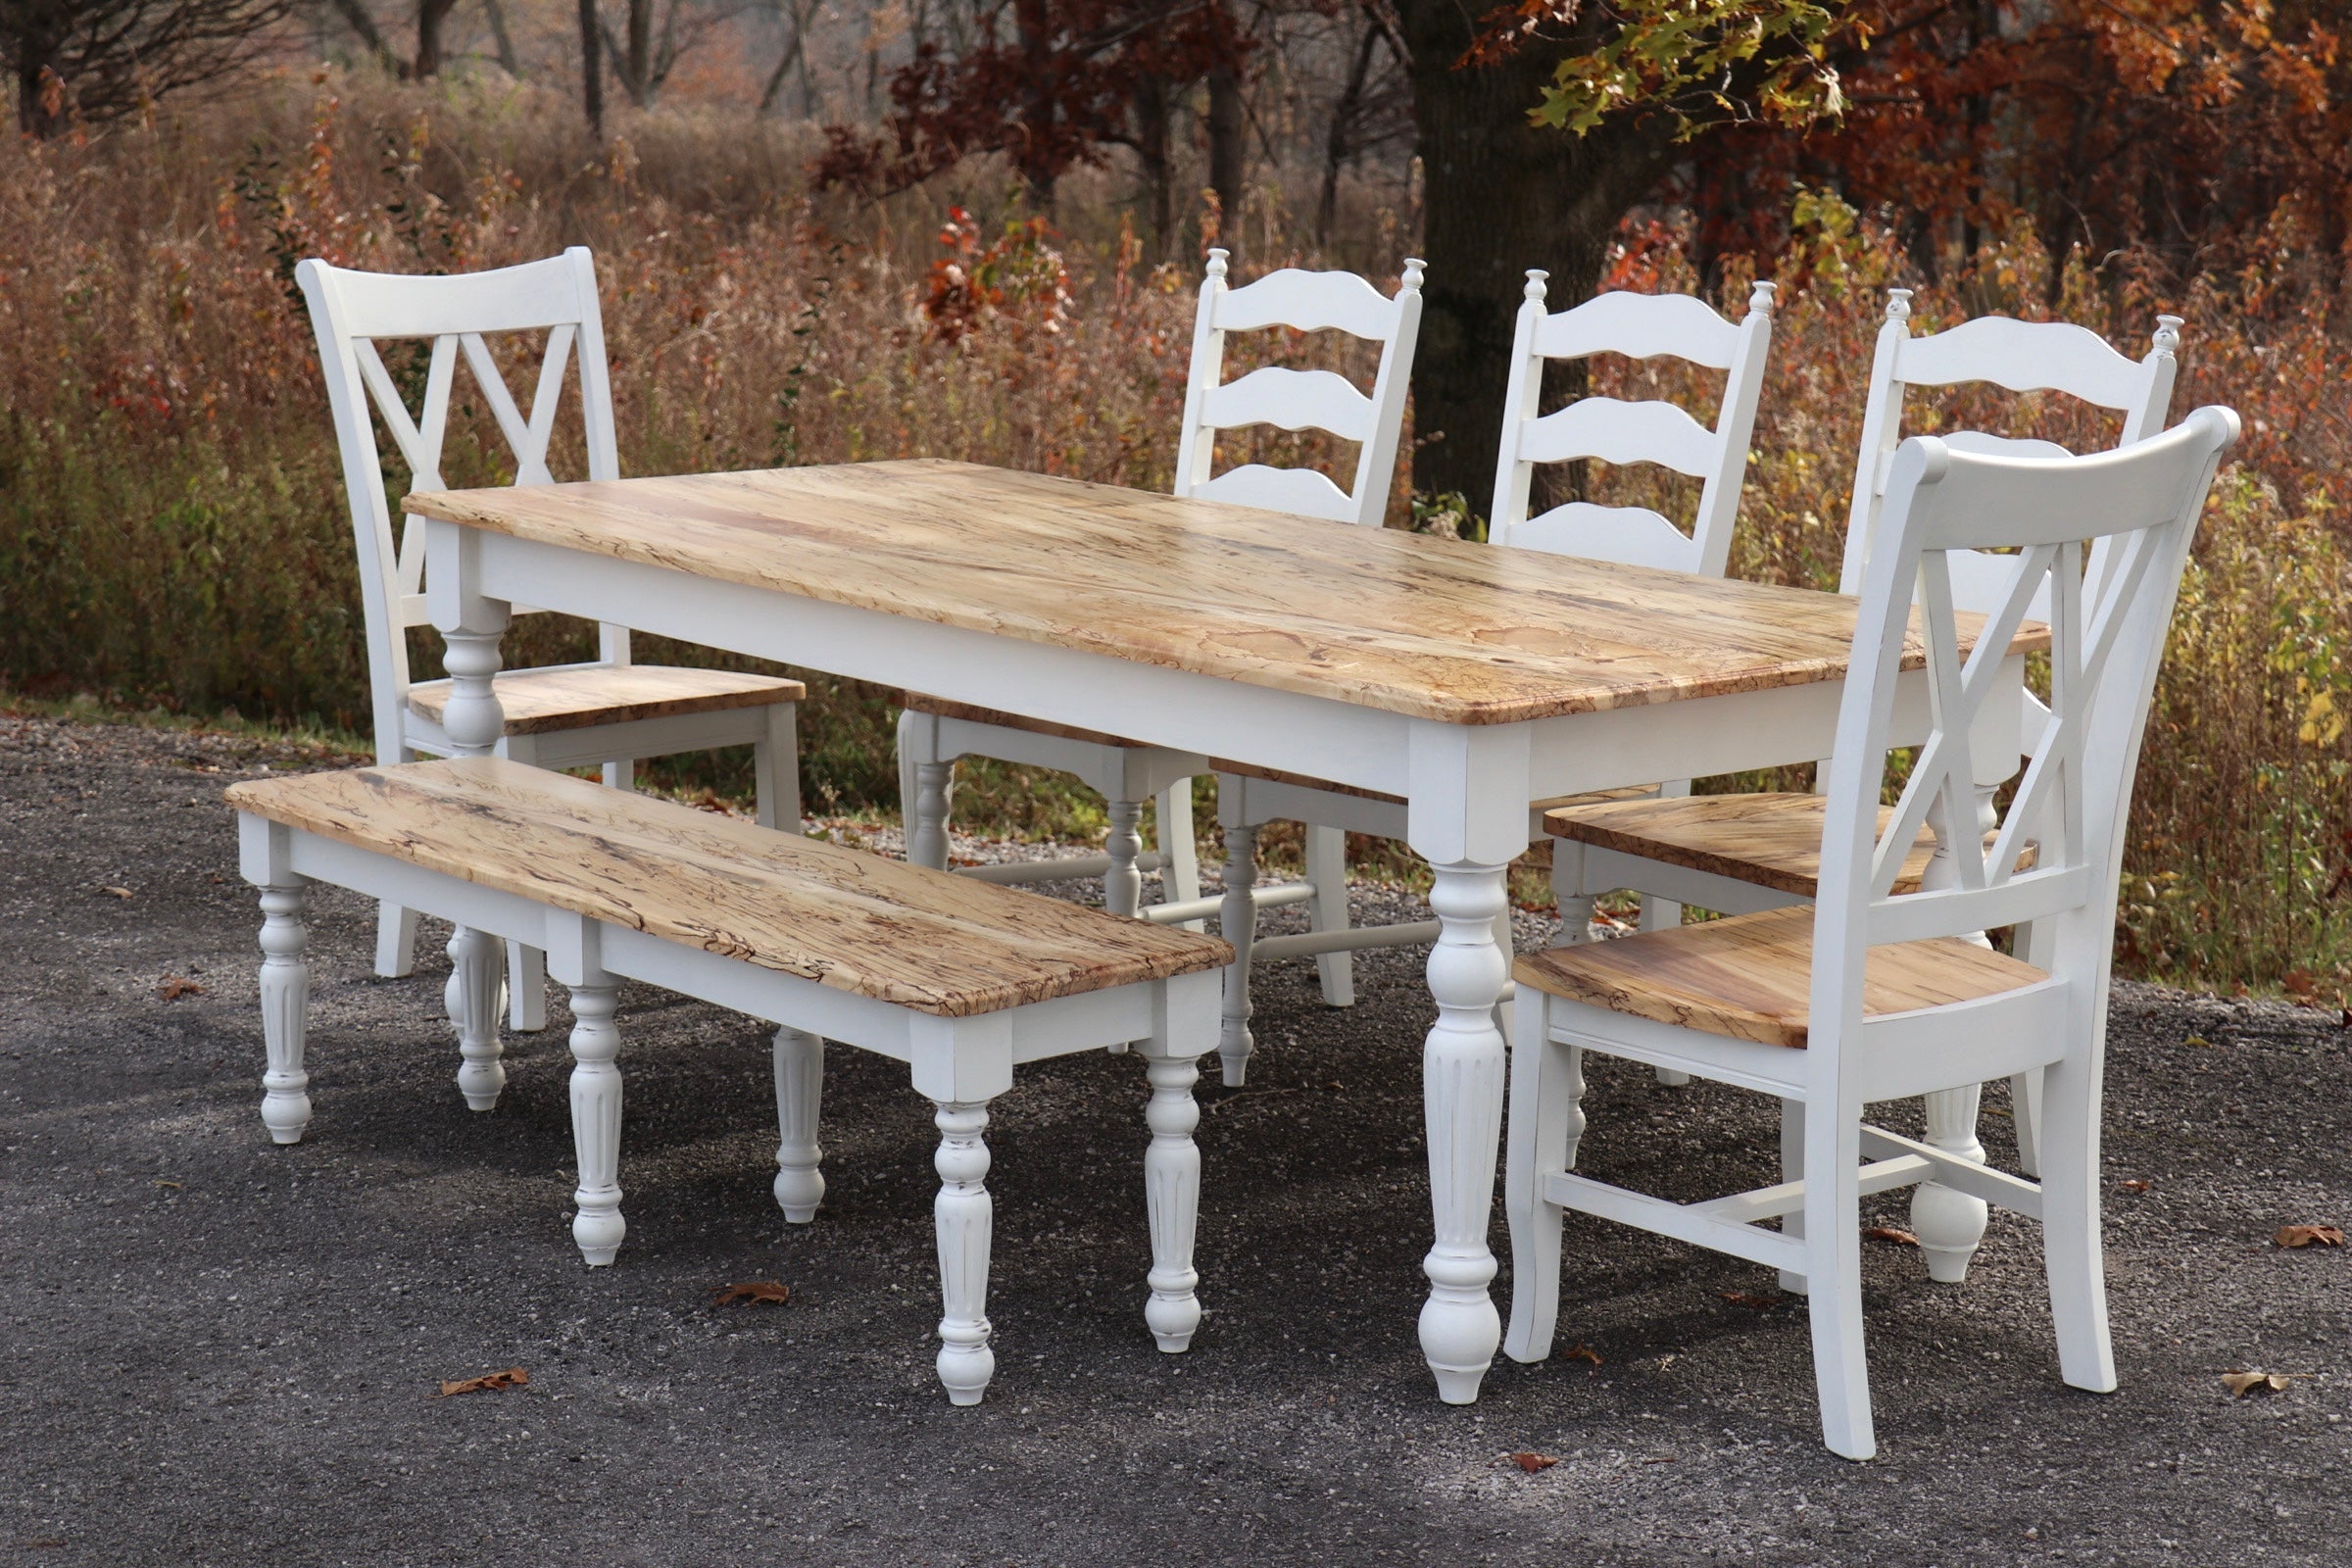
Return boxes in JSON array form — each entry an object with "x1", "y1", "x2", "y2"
[
  {"x1": 1544, "y1": 295, "x2": 2183, "y2": 1268},
  {"x1": 1207, "y1": 274, "x2": 1776, "y2": 1088},
  {"x1": 298, "y1": 248, "x2": 804, "y2": 1035},
  {"x1": 898, "y1": 249, "x2": 1424, "y2": 960},
  {"x1": 1506, "y1": 408, "x2": 2237, "y2": 1460}
]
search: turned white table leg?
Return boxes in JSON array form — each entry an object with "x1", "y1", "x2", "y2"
[
  {"x1": 257, "y1": 881, "x2": 314, "y2": 1146},
  {"x1": 566, "y1": 983, "x2": 626, "y2": 1266},
  {"x1": 1139, "y1": 1046, "x2": 1203, "y2": 1351},
  {"x1": 1216, "y1": 820, "x2": 1259, "y2": 1087},
  {"x1": 932, "y1": 1099, "x2": 997, "y2": 1404},
  {"x1": 772, "y1": 1027, "x2": 825, "y2": 1223},
  {"x1": 1419, "y1": 858, "x2": 1510, "y2": 1404},
  {"x1": 909, "y1": 760, "x2": 953, "y2": 872},
  {"x1": 1104, "y1": 798, "x2": 1145, "y2": 919},
  {"x1": 1913, "y1": 1083, "x2": 1989, "y2": 1282},
  {"x1": 446, "y1": 925, "x2": 506, "y2": 1110}
]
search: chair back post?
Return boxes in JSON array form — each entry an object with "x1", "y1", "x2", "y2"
[
  {"x1": 1171, "y1": 250, "x2": 1426, "y2": 527},
  {"x1": 1484, "y1": 276, "x2": 1775, "y2": 574}
]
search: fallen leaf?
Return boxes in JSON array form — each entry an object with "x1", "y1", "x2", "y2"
[
  {"x1": 2283, "y1": 968, "x2": 2317, "y2": 1000},
  {"x1": 436, "y1": 1366, "x2": 528, "y2": 1397},
  {"x1": 101, "y1": 886, "x2": 132, "y2": 900},
  {"x1": 1505, "y1": 1452, "x2": 1559, "y2": 1473},
  {"x1": 711, "y1": 1280, "x2": 792, "y2": 1306},
  {"x1": 153, "y1": 1179, "x2": 182, "y2": 1191},
  {"x1": 2118, "y1": 1179, "x2": 2152, "y2": 1193},
  {"x1": 1864, "y1": 1226, "x2": 1921, "y2": 1247},
  {"x1": 2275, "y1": 1224, "x2": 2345, "y2": 1249},
  {"x1": 1719, "y1": 1291, "x2": 1787, "y2": 1310},
  {"x1": 1562, "y1": 1344, "x2": 1602, "y2": 1366},
  {"x1": 156, "y1": 976, "x2": 204, "y2": 1001},
  {"x1": 2183, "y1": 1033, "x2": 2212, "y2": 1048},
  {"x1": 2221, "y1": 1370, "x2": 2288, "y2": 1398}
]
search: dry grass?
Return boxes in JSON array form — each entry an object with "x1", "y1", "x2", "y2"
[{"x1": 4, "y1": 74, "x2": 2348, "y2": 992}]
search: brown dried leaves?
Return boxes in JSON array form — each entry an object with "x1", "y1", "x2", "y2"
[{"x1": 436, "y1": 1366, "x2": 528, "y2": 1397}]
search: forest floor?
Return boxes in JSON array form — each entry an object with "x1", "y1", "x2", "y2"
[{"x1": 2, "y1": 710, "x2": 2346, "y2": 1567}]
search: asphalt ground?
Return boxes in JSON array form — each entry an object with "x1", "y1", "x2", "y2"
[{"x1": 2, "y1": 711, "x2": 2346, "y2": 1566}]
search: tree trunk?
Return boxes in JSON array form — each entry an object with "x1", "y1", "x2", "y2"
[
  {"x1": 626, "y1": 0, "x2": 653, "y2": 109},
  {"x1": 578, "y1": 0, "x2": 604, "y2": 139},
  {"x1": 414, "y1": 0, "x2": 461, "y2": 78},
  {"x1": 1396, "y1": 2, "x2": 1677, "y2": 502},
  {"x1": 1205, "y1": 62, "x2": 1246, "y2": 254},
  {"x1": 484, "y1": 0, "x2": 522, "y2": 76},
  {"x1": 1133, "y1": 72, "x2": 1172, "y2": 257},
  {"x1": 327, "y1": 0, "x2": 409, "y2": 76},
  {"x1": 1012, "y1": 0, "x2": 1058, "y2": 207},
  {"x1": 1319, "y1": 22, "x2": 1381, "y2": 246},
  {"x1": 13, "y1": 24, "x2": 65, "y2": 138}
]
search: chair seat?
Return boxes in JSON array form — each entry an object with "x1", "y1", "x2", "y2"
[
  {"x1": 410, "y1": 665, "x2": 805, "y2": 737},
  {"x1": 1513, "y1": 906, "x2": 2046, "y2": 1050},
  {"x1": 1545, "y1": 791, "x2": 1942, "y2": 899}
]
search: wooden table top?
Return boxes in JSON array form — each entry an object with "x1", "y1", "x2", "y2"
[{"x1": 406, "y1": 460, "x2": 2044, "y2": 726}]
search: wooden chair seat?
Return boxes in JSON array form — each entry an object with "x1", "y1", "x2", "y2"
[
  {"x1": 408, "y1": 665, "x2": 805, "y2": 737},
  {"x1": 227, "y1": 757, "x2": 1228, "y2": 1017},
  {"x1": 1513, "y1": 905, "x2": 2046, "y2": 1050}
]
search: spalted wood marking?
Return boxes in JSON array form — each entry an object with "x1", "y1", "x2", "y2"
[
  {"x1": 226, "y1": 759, "x2": 1230, "y2": 1017},
  {"x1": 405, "y1": 461, "x2": 2047, "y2": 726},
  {"x1": 406, "y1": 664, "x2": 803, "y2": 736},
  {"x1": 1513, "y1": 905, "x2": 2046, "y2": 1050}
]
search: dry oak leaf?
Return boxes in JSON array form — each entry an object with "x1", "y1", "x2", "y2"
[
  {"x1": 2222, "y1": 1370, "x2": 2288, "y2": 1398},
  {"x1": 1563, "y1": 1344, "x2": 1603, "y2": 1366},
  {"x1": 437, "y1": 1366, "x2": 528, "y2": 1397},
  {"x1": 156, "y1": 976, "x2": 204, "y2": 1001},
  {"x1": 2275, "y1": 1224, "x2": 2345, "y2": 1249},
  {"x1": 1505, "y1": 1452, "x2": 1560, "y2": 1473},
  {"x1": 101, "y1": 886, "x2": 132, "y2": 900},
  {"x1": 1719, "y1": 1290, "x2": 1787, "y2": 1310},
  {"x1": 1863, "y1": 1226, "x2": 1922, "y2": 1247},
  {"x1": 2117, "y1": 1179, "x2": 2153, "y2": 1194},
  {"x1": 711, "y1": 1280, "x2": 792, "y2": 1306}
]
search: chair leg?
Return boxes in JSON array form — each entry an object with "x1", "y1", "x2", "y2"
[
  {"x1": 755, "y1": 701, "x2": 804, "y2": 833},
  {"x1": 1911, "y1": 1084, "x2": 1990, "y2": 1283},
  {"x1": 932, "y1": 1098, "x2": 998, "y2": 1405},
  {"x1": 257, "y1": 881, "x2": 314, "y2": 1146},
  {"x1": 1502, "y1": 992, "x2": 1581, "y2": 1364},
  {"x1": 772, "y1": 1028, "x2": 825, "y2": 1223},
  {"x1": 1304, "y1": 823, "x2": 1356, "y2": 1007},
  {"x1": 2010, "y1": 1068, "x2": 2045, "y2": 1179},
  {"x1": 1154, "y1": 780, "x2": 1203, "y2": 929},
  {"x1": 1801, "y1": 1103, "x2": 1875, "y2": 1461},
  {"x1": 602, "y1": 757, "x2": 635, "y2": 791},
  {"x1": 2038, "y1": 1052, "x2": 2116, "y2": 1392},
  {"x1": 1216, "y1": 822, "x2": 1260, "y2": 1087},
  {"x1": 505, "y1": 939, "x2": 549, "y2": 1034},
  {"x1": 446, "y1": 924, "x2": 506, "y2": 1111},
  {"x1": 909, "y1": 760, "x2": 954, "y2": 872},
  {"x1": 1639, "y1": 896, "x2": 1692, "y2": 1087},
  {"x1": 1778, "y1": 1099, "x2": 1809, "y2": 1295},
  {"x1": 373, "y1": 901, "x2": 420, "y2": 978},
  {"x1": 565, "y1": 983, "x2": 626, "y2": 1266},
  {"x1": 1105, "y1": 799, "x2": 1145, "y2": 918},
  {"x1": 1138, "y1": 1041, "x2": 1204, "y2": 1351},
  {"x1": 1549, "y1": 841, "x2": 1596, "y2": 950}
]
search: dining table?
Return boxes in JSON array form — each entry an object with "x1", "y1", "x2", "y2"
[{"x1": 403, "y1": 457, "x2": 2031, "y2": 1403}]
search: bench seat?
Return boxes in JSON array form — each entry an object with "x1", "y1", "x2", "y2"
[{"x1": 227, "y1": 757, "x2": 1230, "y2": 1404}]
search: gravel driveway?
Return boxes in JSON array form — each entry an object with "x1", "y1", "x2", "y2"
[{"x1": 2, "y1": 711, "x2": 2344, "y2": 1565}]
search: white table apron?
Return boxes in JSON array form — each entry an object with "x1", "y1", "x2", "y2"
[{"x1": 424, "y1": 515, "x2": 1996, "y2": 1403}]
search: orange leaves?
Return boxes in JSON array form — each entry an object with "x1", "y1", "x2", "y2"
[
  {"x1": 1863, "y1": 1226, "x2": 1922, "y2": 1247},
  {"x1": 156, "y1": 975, "x2": 204, "y2": 1000},
  {"x1": 711, "y1": 1280, "x2": 793, "y2": 1306},
  {"x1": 2275, "y1": 1224, "x2": 2344, "y2": 1249},
  {"x1": 1719, "y1": 1290, "x2": 1788, "y2": 1310},
  {"x1": 1562, "y1": 1344, "x2": 1603, "y2": 1367},
  {"x1": 1505, "y1": 1452, "x2": 1560, "y2": 1473},
  {"x1": 436, "y1": 1367, "x2": 527, "y2": 1397}
]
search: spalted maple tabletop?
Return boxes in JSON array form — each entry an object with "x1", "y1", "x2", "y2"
[{"x1": 406, "y1": 460, "x2": 2044, "y2": 726}]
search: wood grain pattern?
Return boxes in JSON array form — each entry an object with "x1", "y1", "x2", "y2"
[
  {"x1": 226, "y1": 758, "x2": 1230, "y2": 1016},
  {"x1": 407, "y1": 664, "x2": 804, "y2": 736},
  {"x1": 405, "y1": 460, "x2": 2046, "y2": 726},
  {"x1": 1512, "y1": 905, "x2": 2046, "y2": 1050}
]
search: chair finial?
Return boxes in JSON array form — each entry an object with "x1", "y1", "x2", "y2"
[
  {"x1": 1522, "y1": 269, "x2": 1549, "y2": 304},
  {"x1": 1204, "y1": 248, "x2": 1230, "y2": 283},
  {"x1": 2151, "y1": 314, "x2": 2184, "y2": 357},
  {"x1": 1747, "y1": 279, "x2": 1778, "y2": 318},
  {"x1": 1400, "y1": 257, "x2": 1427, "y2": 293},
  {"x1": 1885, "y1": 288, "x2": 1915, "y2": 324}
]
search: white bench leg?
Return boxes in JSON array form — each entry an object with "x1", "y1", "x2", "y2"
[
  {"x1": 602, "y1": 757, "x2": 635, "y2": 791},
  {"x1": 909, "y1": 760, "x2": 954, "y2": 872},
  {"x1": 446, "y1": 925, "x2": 506, "y2": 1111},
  {"x1": 932, "y1": 1098, "x2": 997, "y2": 1404},
  {"x1": 258, "y1": 881, "x2": 314, "y2": 1146},
  {"x1": 755, "y1": 701, "x2": 804, "y2": 833},
  {"x1": 373, "y1": 901, "x2": 420, "y2": 977},
  {"x1": 506, "y1": 939, "x2": 548, "y2": 1034},
  {"x1": 1304, "y1": 823, "x2": 1355, "y2": 1007},
  {"x1": 1139, "y1": 1044, "x2": 1203, "y2": 1351},
  {"x1": 772, "y1": 1027, "x2": 825, "y2": 1223},
  {"x1": 1105, "y1": 798, "x2": 1144, "y2": 918},
  {"x1": 567, "y1": 983, "x2": 626, "y2": 1266},
  {"x1": 1216, "y1": 822, "x2": 1259, "y2": 1087}
]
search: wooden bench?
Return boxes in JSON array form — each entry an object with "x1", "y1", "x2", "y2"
[{"x1": 225, "y1": 757, "x2": 1232, "y2": 1405}]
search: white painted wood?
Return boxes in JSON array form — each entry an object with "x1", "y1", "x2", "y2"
[
  {"x1": 296, "y1": 249, "x2": 800, "y2": 1020},
  {"x1": 1139, "y1": 1042, "x2": 1204, "y2": 1350},
  {"x1": 566, "y1": 981, "x2": 626, "y2": 1265},
  {"x1": 932, "y1": 1099, "x2": 997, "y2": 1404},
  {"x1": 1216, "y1": 816, "x2": 1260, "y2": 1087},
  {"x1": 1516, "y1": 397, "x2": 1722, "y2": 476},
  {"x1": 1199, "y1": 366, "x2": 1375, "y2": 443},
  {"x1": 1304, "y1": 823, "x2": 1356, "y2": 1006},
  {"x1": 1504, "y1": 409, "x2": 2238, "y2": 1457},
  {"x1": 1191, "y1": 464, "x2": 1357, "y2": 523},
  {"x1": 446, "y1": 923, "x2": 505, "y2": 1111},
  {"x1": 257, "y1": 881, "x2": 314, "y2": 1146},
  {"x1": 771, "y1": 1027, "x2": 825, "y2": 1223}
]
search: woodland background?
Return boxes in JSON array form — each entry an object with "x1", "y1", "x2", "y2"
[{"x1": 2, "y1": 1, "x2": 2349, "y2": 996}]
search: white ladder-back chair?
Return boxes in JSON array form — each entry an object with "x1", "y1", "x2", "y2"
[
  {"x1": 1206, "y1": 275, "x2": 1775, "y2": 1089},
  {"x1": 898, "y1": 250, "x2": 1424, "y2": 965},
  {"x1": 1545, "y1": 296, "x2": 2183, "y2": 1271},
  {"x1": 1507, "y1": 409, "x2": 2238, "y2": 1460},
  {"x1": 299, "y1": 248, "x2": 805, "y2": 1037}
]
